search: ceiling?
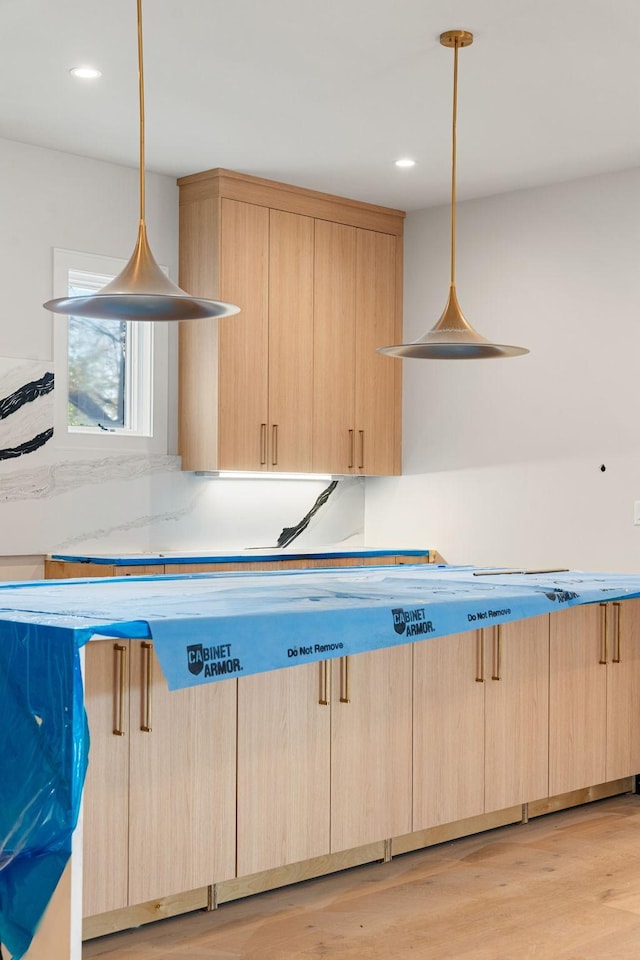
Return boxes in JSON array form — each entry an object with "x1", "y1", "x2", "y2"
[{"x1": 1, "y1": 0, "x2": 638, "y2": 212}]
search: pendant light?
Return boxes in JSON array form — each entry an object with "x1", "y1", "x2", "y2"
[
  {"x1": 378, "y1": 30, "x2": 528, "y2": 360},
  {"x1": 44, "y1": 0, "x2": 240, "y2": 323}
]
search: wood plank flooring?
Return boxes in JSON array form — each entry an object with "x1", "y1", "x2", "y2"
[{"x1": 84, "y1": 794, "x2": 640, "y2": 960}]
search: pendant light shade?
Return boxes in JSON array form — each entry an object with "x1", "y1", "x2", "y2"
[
  {"x1": 44, "y1": 0, "x2": 240, "y2": 324},
  {"x1": 378, "y1": 30, "x2": 527, "y2": 360}
]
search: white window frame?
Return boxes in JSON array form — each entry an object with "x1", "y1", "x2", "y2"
[{"x1": 52, "y1": 249, "x2": 169, "y2": 453}]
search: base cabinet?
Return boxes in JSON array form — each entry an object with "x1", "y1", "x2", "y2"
[
  {"x1": 413, "y1": 630, "x2": 485, "y2": 828},
  {"x1": 413, "y1": 615, "x2": 549, "y2": 831},
  {"x1": 330, "y1": 646, "x2": 413, "y2": 850},
  {"x1": 65, "y1": 558, "x2": 640, "y2": 935},
  {"x1": 606, "y1": 598, "x2": 640, "y2": 780},
  {"x1": 83, "y1": 639, "x2": 236, "y2": 918},
  {"x1": 484, "y1": 616, "x2": 549, "y2": 812},
  {"x1": 550, "y1": 600, "x2": 640, "y2": 795},
  {"x1": 237, "y1": 645, "x2": 412, "y2": 876},
  {"x1": 237, "y1": 662, "x2": 331, "y2": 876},
  {"x1": 82, "y1": 641, "x2": 129, "y2": 917}
]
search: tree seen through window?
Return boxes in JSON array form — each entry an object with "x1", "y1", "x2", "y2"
[{"x1": 67, "y1": 283, "x2": 127, "y2": 428}]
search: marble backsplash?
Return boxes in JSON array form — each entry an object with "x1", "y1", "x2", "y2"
[{"x1": 0, "y1": 356, "x2": 364, "y2": 561}]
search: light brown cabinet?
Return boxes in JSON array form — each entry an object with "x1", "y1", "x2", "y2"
[
  {"x1": 211, "y1": 199, "x2": 315, "y2": 472},
  {"x1": 330, "y1": 646, "x2": 413, "y2": 849},
  {"x1": 549, "y1": 600, "x2": 640, "y2": 795},
  {"x1": 82, "y1": 640, "x2": 129, "y2": 918},
  {"x1": 216, "y1": 198, "x2": 270, "y2": 471},
  {"x1": 235, "y1": 555, "x2": 419, "y2": 876},
  {"x1": 237, "y1": 661, "x2": 330, "y2": 876},
  {"x1": 483, "y1": 617, "x2": 549, "y2": 812},
  {"x1": 82, "y1": 639, "x2": 236, "y2": 918},
  {"x1": 312, "y1": 222, "x2": 399, "y2": 474},
  {"x1": 413, "y1": 615, "x2": 549, "y2": 831},
  {"x1": 178, "y1": 168, "x2": 403, "y2": 475},
  {"x1": 268, "y1": 209, "x2": 315, "y2": 471},
  {"x1": 605, "y1": 599, "x2": 640, "y2": 780},
  {"x1": 237, "y1": 645, "x2": 412, "y2": 877}
]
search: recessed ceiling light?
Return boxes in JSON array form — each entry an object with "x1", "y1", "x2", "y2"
[
  {"x1": 394, "y1": 158, "x2": 416, "y2": 168},
  {"x1": 70, "y1": 66, "x2": 102, "y2": 80}
]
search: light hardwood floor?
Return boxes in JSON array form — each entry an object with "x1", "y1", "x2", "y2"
[{"x1": 84, "y1": 794, "x2": 640, "y2": 960}]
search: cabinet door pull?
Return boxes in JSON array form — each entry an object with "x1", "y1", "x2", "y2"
[
  {"x1": 491, "y1": 626, "x2": 502, "y2": 681},
  {"x1": 613, "y1": 601, "x2": 621, "y2": 663},
  {"x1": 319, "y1": 660, "x2": 330, "y2": 705},
  {"x1": 340, "y1": 656, "x2": 351, "y2": 703},
  {"x1": 599, "y1": 603, "x2": 608, "y2": 664},
  {"x1": 358, "y1": 430, "x2": 365, "y2": 470},
  {"x1": 141, "y1": 641, "x2": 153, "y2": 732},
  {"x1": 260, "y1": 423, "x2": 267, "y2": 465},
  {"x1": 113, "y1": 643, "x2": 127, "y2": 736},
  {"x1": 272, "y1": 424, "x2": 278, "y2": 466},
  {"x1": 475, "y1": 631, "x2": 485, "y2": 682},
  {"x1": 348, "y1": 429, "x2": 355, "y2": 469}
]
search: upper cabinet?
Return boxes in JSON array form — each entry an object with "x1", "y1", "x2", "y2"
[
  {"x1": 313, "y1": 222, "x2": 400, "y2": 475},
  {"x1": 178, "y1": 169, "x2": 404, "y2": 475}
]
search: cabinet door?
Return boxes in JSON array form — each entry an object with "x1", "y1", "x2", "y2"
[
  {"x1": 330, "y1": 646, "x2": 412, "y2": 851},
  {"x1": 128, "y1": 643, "x2": 236, "y2": 904},
  {"x1": 549, "y1": 605, "x2": 607, "y2": 795},
  {"x1": 237, "y1": 662, "x2": 330, "y2": 876},
  {"x1": 82, "y1": 640, "x2": 130, "y2": 918},
  {"x1": 413, "y1": 631, "x2": 485, "y2": 830},
  {"x1": 606, "y1": 599, "x2": 640, "y2": 780},
  {"x1": 218, "y1": 198, "x2": 270, "y2": 470},
  {"x1": 312, "y1": 220, "x2": 356, "y2": 474},
  {"x1": 268, "y1": 210, "x2": 314, "y2": 472},
  {"x1": 354, "y1": 229, "x2": 400, "y2": 476},
  {"x1": 484, "y1": 617, "x2": 549, "y2": 812}
]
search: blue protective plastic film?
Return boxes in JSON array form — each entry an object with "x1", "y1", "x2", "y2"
[
  {"x1": 0, "y1": 622, "x2": 87, "y2": 959},
  {"x1": 3, "y1": 562, "x2": 640, "y2": 956}
]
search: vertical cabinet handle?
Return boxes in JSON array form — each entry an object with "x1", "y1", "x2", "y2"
[
  {"x1": 141, "y1": 641, "x2": 153, "y2": 732},
  {"x1": 613, "y1": 601, "x2": 621, "y2": 663},
  {"x1": 348, "y1": 429, "x2": 355, "y2": 469},
  {"x1": 260, "y1": 423, "x2": 267, "y2": 465},
  {"x1": 113, "y1": 643, "x2": 127, "y2": 736},
  {"x1": 491, "y1": 626, "x2": 502, "y2": 681},
  {"x1": 358, "y1": 430, "x2": 365, "y2": 470},
  {"x1": 272, "y1": 424, "x2": 278, "y2": 466},
  {"x1": 599, "y1": 603, "x2": 608, "y2": 664},
  {"x1": 475, "y1": 631, "x2": 485, "y2": 682},
  {"x1": 318, "y1": 660, "x2": 330, "y2": 705},
  {"x1": 340, "y1": 656, "x2": 351, "y2": 703}
]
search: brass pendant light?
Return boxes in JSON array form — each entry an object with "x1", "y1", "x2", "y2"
[
  {"x1": 44, "y1": 0, "x2": 240, "y2": 323},
  {"x1": 378, "y1": 30, "x2": 528, "y2": 360}
]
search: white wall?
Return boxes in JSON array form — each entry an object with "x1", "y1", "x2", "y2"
[
  {"x1": 0, "y1": 137, "x2": 178, "y2": 368},
  {"x1": 365, "y1": 168, "x2": 640, "y2": 572},
  {"x1": 0, "y1": 137, "x2": 363, "y2": 561}
]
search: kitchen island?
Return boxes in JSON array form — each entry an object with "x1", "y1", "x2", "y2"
[{"x1": 4, "y1": 559, "x2": 640, "y2": 957}]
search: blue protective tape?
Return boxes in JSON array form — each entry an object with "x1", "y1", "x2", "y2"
[
  {"x1": 2, "y1": 563, "x2": 640, "y2": 955},
  {"x1": 144, "y1": 566, "x2": 640, "y2": 690}
]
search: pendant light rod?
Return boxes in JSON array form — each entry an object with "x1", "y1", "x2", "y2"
[
  {"x1": 44, "y1": 0, "x2": 241, "y2": 323},
  {"x1": 377, "y1": 29, "x2": 528, "y2": 360},
  {"x1": 137, "y1": 0, "x2": 146, "y2": 226},
  {"x1": 442, "y1": 29, "x2": 472, "y2": 291},
  {"x1": 450, "y1": 35, "x2": 459, "y2": 288}
]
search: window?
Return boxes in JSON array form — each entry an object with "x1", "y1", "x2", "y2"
[
  {"x1": 52, "y1": 249, "x2": 169, "y2": 452},
  {"x1": 67, "y1": 269, "x2": 152, "y2": 435}
]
